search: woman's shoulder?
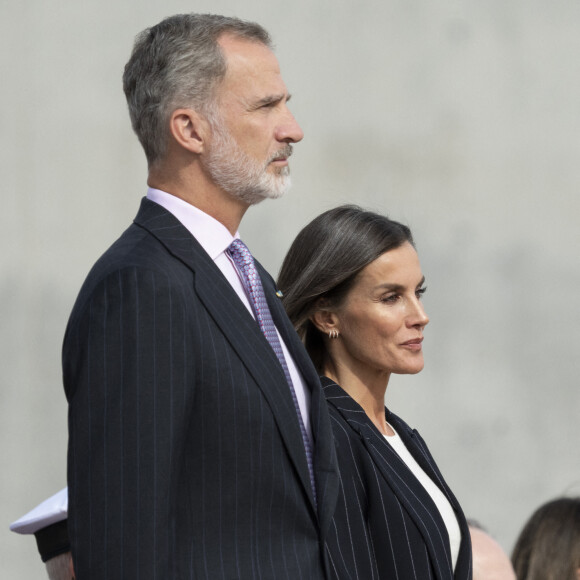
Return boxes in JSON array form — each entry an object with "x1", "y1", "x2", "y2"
[
  {"x1": 320, "y1": 376, "x2": 367, "y2": 436},
  {"x1": 320, "y1": 375, "x2": 416, "y2": 441},
  {"x1": 320, "y1": 376, "x2": 355, "y2": 406}
]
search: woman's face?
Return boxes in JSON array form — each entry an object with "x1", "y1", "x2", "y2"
[{"x1": 332, "y1": 242, "x2": 429, "y2": 377}]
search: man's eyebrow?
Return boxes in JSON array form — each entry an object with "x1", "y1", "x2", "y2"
[{"x1": 253, "y1": 93, "x2": 292, "y2": 108}]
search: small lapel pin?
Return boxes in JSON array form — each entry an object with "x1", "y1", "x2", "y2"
[{"x1": 275, "y1": 290, "x2": 284, "y2": 298}]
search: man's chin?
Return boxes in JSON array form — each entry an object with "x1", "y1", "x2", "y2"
[
  {"x1": 249, "y1": 175, "x2": 292, "y2": 205},
  {"x1": 245, "y1": 188, "x2": 287, "y2": 206},
  {"x1": 225, "y1": 173, "x2": 292, "y2": 206}
]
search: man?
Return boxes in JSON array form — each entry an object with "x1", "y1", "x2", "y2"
[
  {"x1": 469, "y1": 521, "x2": 516, "y2": 580},
  {"x1": 10, "y1": 488, "x2": 75, "y2": 580},
  {"x1": 63, "y1": 14, "x2": 339, "y2": 579}
]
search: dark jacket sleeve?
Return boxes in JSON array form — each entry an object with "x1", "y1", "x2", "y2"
[{"x1": 64, "y1": 263, "x2": 193, "y2": 579}]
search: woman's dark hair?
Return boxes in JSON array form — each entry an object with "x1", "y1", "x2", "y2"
[
  {"x1": 511, "y1": 497, "x2": 580, "y2": 580},
  {"x1": 277, "y1": 205, "x2": 414, "y2": 373}
]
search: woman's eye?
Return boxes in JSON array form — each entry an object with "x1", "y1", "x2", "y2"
[
  {"x1": 381, "y1": 294, "x2": 399, "y2": 303},
  {"x1": 416, "y1": 286, "x2": 427, "y2": 298}
]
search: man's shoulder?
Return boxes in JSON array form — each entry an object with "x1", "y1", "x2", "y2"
[
  {"x1": 88, "y1": 221, "x2": 172, "y2": 279},
  {"x1": 68, "y1": 220, "x2": 197, "y2": 316}
]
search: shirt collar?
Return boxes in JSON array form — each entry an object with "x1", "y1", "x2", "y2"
[{"x1": 146, "y1": 187, "x2": 239, "y2": 260}]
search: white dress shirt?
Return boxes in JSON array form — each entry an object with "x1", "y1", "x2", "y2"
[{"x1": 147, "y1": 188, "x2": 312, "y2": 442}]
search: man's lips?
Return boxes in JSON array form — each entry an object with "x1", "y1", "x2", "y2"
[{"x1": 270, "y1": 145, "x2": 293, "y2": 163}]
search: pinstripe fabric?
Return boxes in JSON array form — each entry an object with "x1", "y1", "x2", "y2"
[
  {"x1": 63, "y1": 198, "x2": 339, "y2": 579},
  {"x1": 321, "y1": 378, "x2": 472, "y2": 580}
]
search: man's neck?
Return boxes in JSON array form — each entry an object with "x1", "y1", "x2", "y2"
[{"x1": 148, "y1": 167, "x2": 248, "y2": 236}]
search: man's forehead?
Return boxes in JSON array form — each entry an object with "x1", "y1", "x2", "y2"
[
  {"x1": 216, "y1": 34, "x2": 286, "y2": 104},
  {"x1": 217, "y1": 33, "x2": 276, "y2": 65}
]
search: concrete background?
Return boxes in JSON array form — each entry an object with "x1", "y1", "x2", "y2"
[{"x1": 2, "y1": 0, "x2": 579, "y2": 576}]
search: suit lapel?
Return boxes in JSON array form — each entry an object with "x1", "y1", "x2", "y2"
[
  {"x1": 134, "y1": 198, "x2": 316, "y2": 511},
  {"x1": 259, "y1": 264, "x2": 340, "y2": 537},
  {"x1": 388, "y1": 414, "x2": 453, "y2": 503},
  {"x1": 364, "y1": 431, "x2": 465, "y2": 580},
  {"x1": 389, "y1": 416, "x2": 473, "y2": 579}
]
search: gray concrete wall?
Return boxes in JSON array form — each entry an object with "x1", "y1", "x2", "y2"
[{"x1": 2, "y1": 0, "x2": 579, "y2": 576}]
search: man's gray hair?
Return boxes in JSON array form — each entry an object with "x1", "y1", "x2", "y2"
[{"x1": 122, "y1": 13, "x2": 273, "y2": 168}]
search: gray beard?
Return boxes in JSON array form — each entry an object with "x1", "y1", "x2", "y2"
[{"x1": 205, "y1": 121, "x2": 293, "y2": 206}]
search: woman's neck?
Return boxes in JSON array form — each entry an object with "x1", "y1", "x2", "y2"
[{"x1": 323, "y1": 361, "x2": 394, "y2": 436}]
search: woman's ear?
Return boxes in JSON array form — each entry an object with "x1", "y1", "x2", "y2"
[
  {"x1": 169, "y1": 108, "x2": 210, "y2": 154},
  {"x1": 310, "y1": 302, "x2": 339, "y2": 335}
]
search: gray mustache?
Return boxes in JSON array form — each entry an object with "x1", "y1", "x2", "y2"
[{"x1": 269, "y1": 145, "x2": 293, "y2": 163}]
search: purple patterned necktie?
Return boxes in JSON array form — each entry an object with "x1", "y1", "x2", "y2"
[{"x1": 227, "y1": 239, "x2": 316, "y2": 504}]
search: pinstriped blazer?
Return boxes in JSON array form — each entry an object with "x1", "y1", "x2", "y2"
[
  {"x1": 322, "y1": 378, "x2": 472, "y2": 580},
  {"x1": 63, "y1": 198, "x2": 339, "y2": 579}
]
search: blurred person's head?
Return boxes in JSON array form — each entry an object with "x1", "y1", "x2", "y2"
[
  {"x1": 468, "y1": 522, "x2": 515, "y2": 580},
  {"x1": 511, "y1": 497, "x2": 580, "y2": 580}
]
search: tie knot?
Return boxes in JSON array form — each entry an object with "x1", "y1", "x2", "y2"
[
  {"x1": 228, "y1": 238, "x2": 252, "y2": 264},
  {"x1": 227, "y1": 239, "x2": 260, "y2": 289},
  {"x1": 228, "y1": 239, "x2": 257, "y2": 274}
]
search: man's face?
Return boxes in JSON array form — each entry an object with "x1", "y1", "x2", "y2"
[{"x1": 204, "y1": 35, "x2": 304, "y2": 205}]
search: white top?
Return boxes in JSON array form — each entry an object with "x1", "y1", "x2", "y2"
[
  {"x1": 146, "y1": 188, "x2": 312, "y2": 442},
  {"x1": 384, "y1": 426, "x2": 461, "y2": 570}
]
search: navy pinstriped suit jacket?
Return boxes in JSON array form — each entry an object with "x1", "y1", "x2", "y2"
[
  {"x1": 63, "y1": 198, "x2": 340, "y2": 579},
  {"x1": 322, "y1": 378, "x2": 472, "y2": 580}
]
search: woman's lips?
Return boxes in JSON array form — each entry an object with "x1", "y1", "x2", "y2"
[{"x1": 400, "y1": 337, "x2": 423, "y2": 351}]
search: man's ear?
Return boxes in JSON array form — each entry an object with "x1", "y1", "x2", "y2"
[{"x1": 169, "y1": 108, "x2": 210, "y2": 155}]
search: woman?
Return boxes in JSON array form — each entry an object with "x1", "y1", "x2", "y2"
[
  {"x1": 511, "y1": 496, "x2": 580, "y2": 580},
  {"x1": 278, "y1": 205, "x2": 472, "y2": 579}
]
